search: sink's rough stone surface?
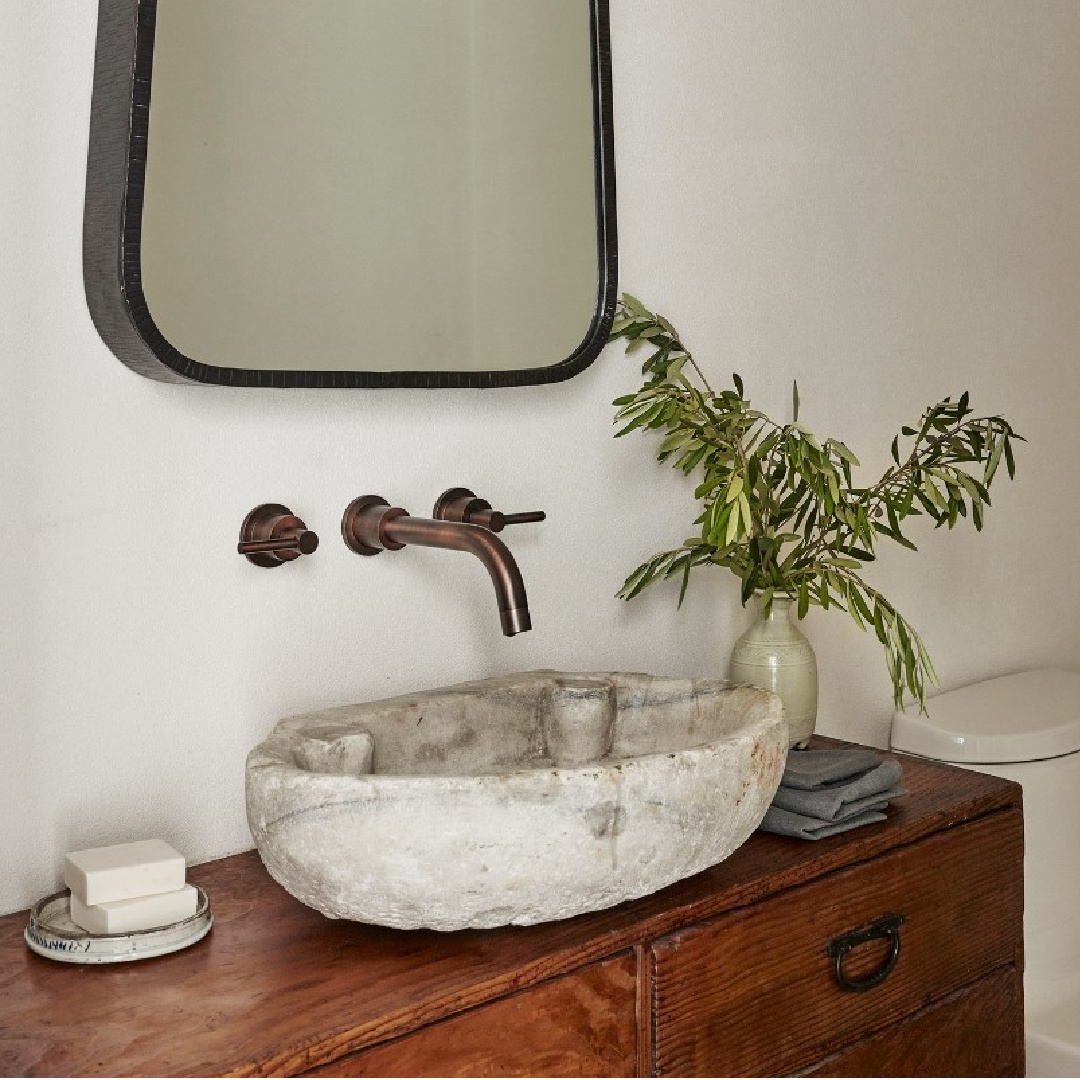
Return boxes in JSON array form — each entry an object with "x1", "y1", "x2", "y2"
[{"x1": 246, "y1": 671, "x2": 787, "y2": 930}]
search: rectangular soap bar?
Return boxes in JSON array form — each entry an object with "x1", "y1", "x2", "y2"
[
  {"x1": 64, "y1": 839, "x2": 186, "y2": 906},
  {"x1": 69, "y1": 883, "x2": 198, "y2": 935}
]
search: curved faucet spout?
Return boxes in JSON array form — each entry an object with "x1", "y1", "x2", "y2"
[
  {"x1": 385, "y1": 517, "x2": 531, "y2": 636},
  {"x1": 340, "y1": 497, "x2": 533, "y2": 636}
]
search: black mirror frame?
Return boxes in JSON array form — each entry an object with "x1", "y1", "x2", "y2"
[{"x1": 83, "y1": 0, "x2": 617, "y2": 388}]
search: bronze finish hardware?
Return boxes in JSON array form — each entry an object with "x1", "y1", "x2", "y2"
[
  {"x1": 239, "y1": 504, "x2": 319, "y2": 567},
  {"x1": 433, "y1": 488, "x2": 546, "y2": 533},
  {"x1": 341, "y1": 496, "x2": 533, "y2": 636}
]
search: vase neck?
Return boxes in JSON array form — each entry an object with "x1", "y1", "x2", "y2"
[{"x1": 758, "y1": 595, "x2": 793, "y2": 620}]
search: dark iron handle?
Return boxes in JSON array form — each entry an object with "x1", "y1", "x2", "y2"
[{"x1": 827, "y1": 913, "x2": 905, "y2": 993}]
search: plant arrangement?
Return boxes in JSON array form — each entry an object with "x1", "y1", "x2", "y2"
[{"x1": 609, "y1": 294, "x2": 1022, "y2": 711}]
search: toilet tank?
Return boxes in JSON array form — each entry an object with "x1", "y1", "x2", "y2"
[{"x1": 891, "y1": 668, "x2": 1080, "y2": 1008}]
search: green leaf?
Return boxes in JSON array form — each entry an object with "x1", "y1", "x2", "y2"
[
  {"x1": 617, "y1": 559, "x2": 654, "y2": 600},
  {"x1": 952, "y1": 471, "x2": 981, "y2": 502},
  {"x1": 621, "y1": 293, "x2": 649, "y2": 318},
  {"x1": 724, "y1": 505, "x2": 741, "y2": 546},
  {"x1": 738, "y1": 491, "x2": 754, "y2": 536},
  {"x1": 709, "y1": 503, "x2": 732, "y2": 546},
  {"x1": 849, "y1": 587, "x2": 873, "y2": 624},
  {"x1": 872, "y1": 602, "x2": 888, "y2": 645},
  {"x1": 923, "y1": 478, "x2": 948, "y2": 511},
  {"x1": 677, "y1": 555, "x2": 693, "y2": 608},
  {"x1": 760, "y1": 586, "x2": 775, "y2": 619},
  {"x1": 740, "y1": 572, "x2": 755, "y2": 604},
  {"x1": 972, "y1": 500, "x2": 984, "y2": 531},
  {"x1": 733, "y1": 373, "x2": 744, "y2": 397},
  {"x1": 797, "y1": 578, "x2": 810, "y2": 619},
  {"x1": 676, "y1": 444, "x2": 708, "y2": 474},
  {"x1": 792, "y1": 380, "x2": 800, "y2": 423},
  {"x1": 985, "y1": 436, "x2": 1005, "y2": 485},
  {"x1": 658, "y1": 428, "x2": 695, "y2": 455},
  {"x1": 845, "y1": 583, "x2": 866, "y2": 631}
]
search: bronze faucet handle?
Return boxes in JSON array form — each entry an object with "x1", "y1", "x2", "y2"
[
  {"x1": 432, "y1": 488, "x2": 546, "y2": 534},
  {"x1": 239, "y1": 504, "x2": 320, "y2": 567}
]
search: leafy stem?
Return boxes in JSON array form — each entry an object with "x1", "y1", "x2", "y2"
[{"x1": 609, "y1": 294, "x2": 1022, "y2": 712}]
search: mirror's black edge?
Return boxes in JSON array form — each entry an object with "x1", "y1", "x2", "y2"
[
  {"x1": 533, "y1": 0, "x2": 620, "y2": 387},
  {"x1": 84, "y1": 0, "x2": 618, "y2": 389},
  {"x1": 84, "y1": 0, "x2": 190, "y2": 383}
]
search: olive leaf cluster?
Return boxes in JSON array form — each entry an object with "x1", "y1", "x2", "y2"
[{"x1": 610, "y1": 294, "x2": 1022, "y2": 712}]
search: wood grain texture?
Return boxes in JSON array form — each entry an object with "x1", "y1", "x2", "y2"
[
  {"x1": 0, "y1": 743, "x2": 1021, "y2": 1077},
  {"x1": 802, "y1": 966, "x2": 1024, "y2": 1077},
  {"x1": 303, "y1": 953, "x2": 636, "y2": 1078},
  {"x1": 651, "y1": 809, "x2": 1024, "y2": 1077}
]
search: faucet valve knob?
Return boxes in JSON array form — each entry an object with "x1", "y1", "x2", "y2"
[
  {"x1": 433, "y1": 488, "x2": 546, "y2": 533},
  {"x1": 239, "y1": 504, "x2": 319, "y2": 567}
]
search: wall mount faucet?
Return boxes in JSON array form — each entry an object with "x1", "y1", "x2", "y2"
[
  {"x1": 341, "y1": 493, "x2": 543, "y2": 636},
  {"x1": 238, "y1": 504, "x2": 319, "y2": 567}
]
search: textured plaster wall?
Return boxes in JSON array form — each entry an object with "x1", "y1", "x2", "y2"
[{"x1": 3, "y1": 0, "x2": 1079, "y2": 914}]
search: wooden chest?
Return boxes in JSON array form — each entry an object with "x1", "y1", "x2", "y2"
[{"x1": 0, "y1": 743, "x2": 1023, "y2": 1076}]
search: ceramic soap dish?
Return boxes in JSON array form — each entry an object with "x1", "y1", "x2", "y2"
[{"x1": 25, "y1": 887, "x2": 212, "y2": 964}]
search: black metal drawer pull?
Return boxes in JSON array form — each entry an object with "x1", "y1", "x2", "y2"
[{"x1": 827, "y1": 913, "x2": 906, "y2": 992}]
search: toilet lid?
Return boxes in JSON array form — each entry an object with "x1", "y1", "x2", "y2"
[{"x1": 891, "y1": 668, "x2": 1080, "y2": 764}]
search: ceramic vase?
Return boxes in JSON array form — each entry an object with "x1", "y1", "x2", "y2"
[{"x1": 729, "y1": 595, "x2": 817, "y2": 748}]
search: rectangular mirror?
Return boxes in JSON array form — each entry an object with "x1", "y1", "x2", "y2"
[{"x1": 84, "y1": 0, "x2": 616, "y2": 387}]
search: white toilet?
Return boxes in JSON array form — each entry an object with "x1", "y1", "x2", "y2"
[{"x1": 891, "y1": 668, "x2": 1080, "y2": 1078}]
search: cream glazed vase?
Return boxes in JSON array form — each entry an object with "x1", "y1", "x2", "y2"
[{"x1": 729, "y1": 595, "x2": 817, "y2": 748}]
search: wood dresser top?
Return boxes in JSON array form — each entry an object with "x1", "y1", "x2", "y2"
[{"x1": 0, "y1": 744, "x2": 1020, "y2": 1077}]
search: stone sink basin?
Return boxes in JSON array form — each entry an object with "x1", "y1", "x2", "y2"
[{"x1": 246, "y1": 671, "x2": 787, "y2": 930}]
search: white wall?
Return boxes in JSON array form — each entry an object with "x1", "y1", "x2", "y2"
[{"x1": 3, "y1": 0, "x2": 1079, "y2": 915}]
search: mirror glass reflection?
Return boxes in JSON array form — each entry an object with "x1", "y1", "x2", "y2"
[{"x1": 138, "y1": 0, "x2": 602, "y2": 374}]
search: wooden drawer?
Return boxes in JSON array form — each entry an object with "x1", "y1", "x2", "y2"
[
  {"x1": 803, "y1": 965, "x2": 1023, "y2": 1076},
  {"x1": 303, "y1": 952, "x2": 638, "y2": 1078},
  {"x1": 651, "y1": 810, "x2": 1023, "y2": 1077}
]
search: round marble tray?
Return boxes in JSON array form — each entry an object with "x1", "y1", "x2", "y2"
[{"x1": 24, "y1": 887, "x2": 212, "y2": 964}]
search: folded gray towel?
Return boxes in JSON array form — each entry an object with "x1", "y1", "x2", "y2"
[
  {"x1": 779, "y1": 747, "x2": 881, "y2": 790},
  {"x1": 759, "y1": 804, "x2": 888, "y2": 840},
  {"x1": 758, "y1": 748, "x2": 907, "y2": 840},
  {"x1": 771, "y1": 760, "x2": 905, "y2": 822}
]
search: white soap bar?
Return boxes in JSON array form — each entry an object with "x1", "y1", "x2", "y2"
[
  {"x1": 69, "y1": 883, "x2": 198, "y2": 935},
  {"x1": 64, "y1": 839, "x2": 186, "y2": 906}
]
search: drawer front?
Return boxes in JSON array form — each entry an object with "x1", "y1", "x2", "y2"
[
  {"x1": 651, "y1": 810, "x2": 1023, "y2": 1077},
  {"x1": 304, "y1": 952, "x2": 638, "y2": 1078},
  {"x1": 803, "y1": 965, "x2": 1023, "y2": 1076}
]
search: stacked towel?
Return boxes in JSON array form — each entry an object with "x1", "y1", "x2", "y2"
[{"x1": 759, "y1": 748, "x2": 906, "y2": 840}]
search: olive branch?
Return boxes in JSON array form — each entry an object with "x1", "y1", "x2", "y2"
[{"x1": 609, "y1": 294, "x2": 1022, "y2": 712}]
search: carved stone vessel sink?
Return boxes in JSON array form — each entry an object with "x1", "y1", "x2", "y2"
[{"x1": 246, "y1": 671, "x2": 787, "y2": 930}]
